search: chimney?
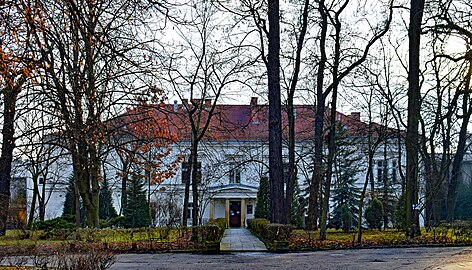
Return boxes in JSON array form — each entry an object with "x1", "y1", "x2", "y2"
[
  {"x1": 350, "y1": 112, "x2": 361, "y2": 121},
  {"x1": 204, "y1": 99, "x2": 212, "y2": 107},
  {"x1": 182, "y1": 99, "x2": 188, "y2": 109},
  {"x1": 250, "y1": 97, "x2": 258, "y2": 107},
  {"x1": 191, "y1": 99, "x2": 201, "y2": 106}
]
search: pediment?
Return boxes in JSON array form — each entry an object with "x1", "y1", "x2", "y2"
[{"x1": 209, "y1": 184, "x2": 258, "y2": 199}]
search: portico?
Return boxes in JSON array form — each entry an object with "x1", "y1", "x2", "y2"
[{"x1": 208, "y1": 184, "x2": 258, "y2": 227}]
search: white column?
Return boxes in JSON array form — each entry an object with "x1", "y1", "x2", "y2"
[{"x1": 241, "y1": 198, "x2": 246, "y2": 227}]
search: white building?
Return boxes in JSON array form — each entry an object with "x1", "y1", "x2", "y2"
[{"x1": 13, "y1": 97, "x2": 406, "y2": 228}]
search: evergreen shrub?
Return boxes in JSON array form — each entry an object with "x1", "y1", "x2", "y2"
[
  {"x1": 394, "y1": 193, "x2": 407, "y2": 230},
  {"x1": 262, "y1": 223, "x2": 293, "y2": 242},
  {"x1": 32, "y1": 216, "x2": 76, "y2": 239},
  {"x1": 255, "y1": 177, "x2": 270, "y2": 219},
  {"x1": 194, "y1": 224, "x2": 224, "y2": 243},
  {"x1": 212, "y1": 218, "x2": 227, "y2": 230},
  {"x1": 32, "y1": 216, "x2": 76, "y2": 231},
  {"x1": 247, "y1": 218, "x2": 269, "y2": 236},
  {"x1": 365, "y1": 198, "x2": 383, "y2": 230}
]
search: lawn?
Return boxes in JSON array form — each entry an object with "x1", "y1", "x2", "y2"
[
  {"x1": 0, "y1": 227, "x2": 199, "y2": 256},
  {"x1": 290, "y1": 227, "x2": 472, "y2": 251},
  {"x1": 2, "y1": 225, "x2": 472, "y2": 256}
]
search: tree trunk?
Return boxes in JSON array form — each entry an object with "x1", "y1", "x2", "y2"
[
  {"x1": 307, "y1": 0, "x2": 328, "y2": 230},
  {"x1": 446, "y1": 57, "x2": 472, "y2": 222},
  {"x1": 182, "y1": 158, "x2": 191, "y2": 226},
  {"x1": 74, "y1": 141, "x2": 99, "y2": 228},
  {"x1": 0, "y1": 89, "x2": 19, "y2": 235},
  {"x1": 39, "y1": 175, "x2": 46, "y2": 221},
  {"x1": 357, "y1": 151, "x2": 374, "y2": 243},
  {"x1": 285, "y1": 0, "x2": 309, "y2": 225},
  {"x1": 286, "y1": 101, "x2": 296, "y2": 224},
  {"x1": 75, "y1": 178, "x2": 81, "y2": 228},
  {"x1": 191, "y1": 140, "x2": 199, "y2": 227},
  {"x1": 268, "y1": 0, "x2": 285, "y2": 224},
  {"x1": 120, "y1": 160, "x2": 128, "y2": 216},
  {"x1": 382, "y1": 142, "x2": 388, "y2": 230},
  {"x1": 27, "y1": 174, "x2": 40, "y2": 228},
  {"x1": 319, "y1": 1, "x2": 345, "y2": 239},
  {"x1": 405, "y1": 0, "x2": 425, "y2": 238},
  {"x1": 89, "y1": 144, "x2": 100, "y2": 228}
]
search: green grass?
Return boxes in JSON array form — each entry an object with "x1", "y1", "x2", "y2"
[{"x1": 2, "y1": 226, "x2": 471, "y2": 254}]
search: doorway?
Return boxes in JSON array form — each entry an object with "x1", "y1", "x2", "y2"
[{"x1": 229, "y1": 201, "x2": 241, "y2": 227}]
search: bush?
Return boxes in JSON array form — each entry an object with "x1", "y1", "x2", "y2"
[
  {"x1": 195, "y1": 224, "x2": 223, "y2": 242},
  {"x1": 100, "y1": 216, "x2": 125, "y2": 228},
  {"x1": 451, "y1": 220, "x2": 472, "y2": 243},
  {"x1": 32, "y1": 217, "x2": 76, "y2": 231},
  {"x1": 31, "y1": 245, "x2": 115, "y2": 270},
  {"x1": 74, "y1": 228, "x2": 109, "y2": 242},
  {"x1": 212, "y1": 218, "x2": 227, "y2": 231},
  {"x1": 247, "y1": 218, "x2": 269, "y2": 236},
  {"x1": 365, "y1": 198, "x2": 383, "y2": 230},
  {"x1": 262, "y1": 223, "x2": 293, "y2": 242},
  {"x1": 32, "y1": 216, "x2": 76, "y2": 239}
]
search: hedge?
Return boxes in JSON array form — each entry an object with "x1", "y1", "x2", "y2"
[{"x1": 247, "y1": 218, "x2": 293, "y2": 252}]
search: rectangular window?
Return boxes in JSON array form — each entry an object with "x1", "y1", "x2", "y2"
[
  {"x1": 377, "y1": 160, "x2": 387, "y2": 182},
  {"x1": 187, "y1": 202, "x2": 193, "y2": 219},
  {"x1": 391, "y1": 160, "x2": 398, "y2": 183},
  {"x1": 182, "y1": 162, "x2": 190, "y2": 184},
  {"x1": 247, "y1": 204, "x2": 253, "y2": 215},
  {"x1": 229, "y1": 163, "x2": 241, "y2": 183},
  {"x1": 227, "y1": 156, "x2": 242, "y2": 184}
]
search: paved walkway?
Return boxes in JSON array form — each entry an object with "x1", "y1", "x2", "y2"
[
  {"x1": 109, "y1": 247, "x2": 472, "y2": 269},
  {"x1": 220, "y1": 228, "x2": 267, "y2": 252}
]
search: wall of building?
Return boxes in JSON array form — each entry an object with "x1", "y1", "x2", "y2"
[{"x1": 15, "y1": 135, "x2": 407, "y2": 228}]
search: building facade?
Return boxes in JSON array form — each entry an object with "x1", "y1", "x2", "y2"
[{"x1": 15, "y1": 97, "x2": 407, "y2": 228}]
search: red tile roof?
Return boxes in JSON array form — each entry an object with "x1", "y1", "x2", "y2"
[{"x1": 115, "y1": 97, "x2": 400, "y2": 143}]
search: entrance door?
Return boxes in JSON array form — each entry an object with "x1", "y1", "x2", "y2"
[{"x1": 229, "y1": 201, "x2": 241, "y2": 227}]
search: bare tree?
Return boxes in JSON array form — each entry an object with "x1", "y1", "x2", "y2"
[
  {"x1": 429, "y1": 0, "x2": 472, "y2": 223},
  {"x1": 159, "y1": 0, "x2": 256, "y2": 228},
  {"x1": 27, "y1": 0, "x2": 160, "y2": 227},
  {"x1": 16, "y1": 108, "x2": 66, "y2": 226},
  {"x1": 0, "y1": 0, "x2": 39, "y2": 235},
  {"x1": 316, "y1": 0, "x2": 394, "y2": 240},
  {"x1": 266, "y1": 0, "x2": 285, "y2": 224},
  {"x1": 280, "y1": 0, "x2": 311, "y2": 225},
  {"x1": 405, "y1": 0, "x2": 425, "y2": 237}
]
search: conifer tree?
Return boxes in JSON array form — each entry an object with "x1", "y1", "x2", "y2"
[
  {"x1": 331, "y1": 122, "x2": 361, "y2": 230},
  {"x1": 123, "y1": 173, "x2": 151, "y2": 228},
  {"x1": 255, "y1": 176, "x2": 270, "y2": 220},
  {"x1": 99, "y1": 177, "x2": 118, "y2": 221},
  {"x1": 454, "y1": 182, "x2": 472, "y2": 220},
  {"x1": 62, "y1": 175, "x2": 76, "y2": 217},
  {"x1": 290, "y1": 179, "x2": 304, "y2": 228},
  {"x1": 365, "y1": 197, "x2": 383, "y2": 230}
]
